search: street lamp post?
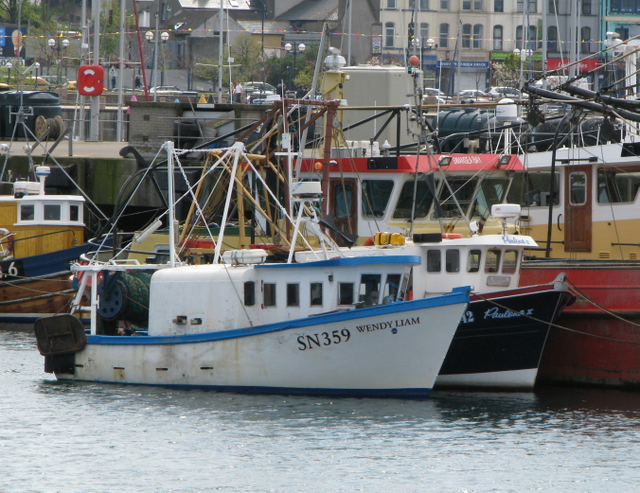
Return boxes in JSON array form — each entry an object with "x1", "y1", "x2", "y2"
[
  {"x1": 284, "y1": 42, "x2": 306, "y2": 90},
  {"x1": 47, "y1": 37, "x2": 69, "y2": 82},
  {"x1": 160, "y1": 31, "x2": 169, "y2": 86}
]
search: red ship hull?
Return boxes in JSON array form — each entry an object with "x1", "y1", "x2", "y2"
[{"x1": 520, "y1": 260, "x2": 640, "y2": 388}]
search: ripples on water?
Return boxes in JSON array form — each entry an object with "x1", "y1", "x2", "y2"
[{"x1": 3, "y1": 326, "x2": 640, "y2": 492}]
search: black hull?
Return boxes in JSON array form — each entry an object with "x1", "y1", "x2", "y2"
[{"x1": 436, "y1": 287, "x2": 573, "y2": 390}]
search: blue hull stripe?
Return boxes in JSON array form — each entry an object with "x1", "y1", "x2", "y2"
[
  {"x1": 255, "y1": 255, "x2": 422, "y2": 269},
  {"x1": 87, "y1": 288, "x2": 470, "y2": 346}
]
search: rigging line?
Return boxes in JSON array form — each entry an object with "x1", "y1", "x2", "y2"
[
  {"x1": 562, "y1": 276, "x2": 640, "y2": 329},
  {"x1": 472, "y1": 288, "x2": 640, "y2": 345}
]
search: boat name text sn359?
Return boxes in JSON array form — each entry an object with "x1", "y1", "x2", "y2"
[{"x1": 296, "y1": 317, "x2": 420, "y2": 351}]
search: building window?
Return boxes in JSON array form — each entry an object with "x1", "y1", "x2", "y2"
[
  {"x1": 439, "y1": 24, "x2": 449, "y2": 48},
  {"x1": 287, "y1": 283, "x2": 299, "y2": 307},
  {"x1": 244, "y1": 281, "x2": 255, "y2": 306},
  {"x1": 582, "y1": 0, "x2": 591, "y2": 13},
  {"x1": 339, "y1": 283, "x2": 354, "y2": 305},
  {"x1": 463, "y1": 0, "x2": 471, "y2": 9},
  {"x1": 493, "y1": 25, "x2": 503, "y2": 50},
  {"x1": 517, "y1": 0, "x2": 537, "y2": 12},
  {"x1": 548, "y1": 0, "x2": 556, "y2": 13},
  {"x1": 310, "y1": 282, "x2": 323, "y2": 306},
  {"x1": 581, "y1": 27, "x2": 592, "y2": 53},
  {"x1": 473, "y1": 24, "x2": 483, "y2": 49},
  {"x1": 410, "y1": 0, "x2": 430, "y2": 8},
  {"x1": 547, "y1": 26, "x2": 558, "y2": 52},
  {"x1": 462, "y1": 24, "x2": 471, "y2": 48},
  {"x1": 420, "y1": 22, "x2": 429, "y2": 40},
  {"x1": 474, "y1": 0, "x2": 483, "y2": 9},
  {"x1": 264, "y1": 283, "x2": 276, "y2": 307},
  {"x1": 440, "y1": 0, "x2": 449, "y2": 8},
  {"x1": 495, "y1": 0, "x2": 504, "y2": 11},
  {"x1": 387, "y1": 0, "x2": 396, "y2": 7},
  {"x1": 385, "y1": 22, "x2": 395, "y2": 48}
]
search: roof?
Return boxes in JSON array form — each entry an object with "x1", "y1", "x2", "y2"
[
  {"x1": 164, "y1": 9, "x2": 217, "y2": 32},
  {"x1": 276, "y1": 0, "x2": 339, "y2": 22},
  {"x1": 178, "y1": 0, "x2": 252, "y2": 9}
]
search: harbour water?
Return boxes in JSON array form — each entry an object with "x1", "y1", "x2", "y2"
[{"x1": 3, "y1": 324, "x2": 640, "y2": 493}]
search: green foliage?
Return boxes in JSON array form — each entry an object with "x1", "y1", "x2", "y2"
[
  {"x1": 493, "y1": 53, "x2": 522, "y2": 87},
  {"x1": 264, "y1": 42, "x2": 319, "y2": 90}
]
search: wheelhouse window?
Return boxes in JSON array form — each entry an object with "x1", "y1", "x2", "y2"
[
  {"x1": 468, "y1": 249, "x2": 481, "y2": 273},
  {"x1": 485, "y1": 249, "x2": 501, "y2": 273},
  {"x1": 362, "y1": 180, "x2": 394, "y2": 217},
  {"x1": 446, "y1": 249, "x2": 460, "y2": 273},
  {"x1": 473, "y1": 178, "x2": 509, "y2": 219},
  {"x1": 502, "y1": 250, "x2": 518, "y2": 274},
  {"x1": 287, "y1": 283, "x2": 299, "y2": 307},
  {"x1": 427, "y1": 250, "x2": 441, "y2": 272},
  {"x1": 383, "y1": 274, "x2": 402, "y2": 303},
  {"x1": 569, "y1": 172, "x2": 587, "y2": 205},
  {"x1": 334, "y1": 183, "x2": 353, "y2": 219},
  {"x1": 359, "y1": 274, "x2": 381, "y2": 306},
  {"x1": 597, "y1": 169, "x2": 640, "y2": 203},
  {"x1": 264, "y1": 283, "x2": 276, "y2": 307},
  {"x1": 393, "y1": 180, "x2": 436, "y2": 219},
  {"x1": 437, "y1": 178, "x2": 477, "y2": 218},
  {"x1": 310, "y1": 282, "x2": 323, "y2": 306},
  {"x1": 20, "y1": 204, "x2": 34, "y2": 221},
  {"x1": 70, "y1": 204, "x2": 80, "y2": 221},
  {"x1": 508, "y1": 171, "x2": 560, "y2": 207},
  {"x1": 44, "y1": 204, "x2": 61, "y2": 220},
  {"x1": 244, "y1": 281, "x2": 255, "y2": 306},
  {"x1": 339, "y1": 283, "x2": 354, "y2": 305}
]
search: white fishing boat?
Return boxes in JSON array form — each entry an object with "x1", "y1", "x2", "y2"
[{"x1": 34, "y1": 142, "x2": 470, "y2": 398}]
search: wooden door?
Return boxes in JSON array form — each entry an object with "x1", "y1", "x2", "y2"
[{"x1": 564, "y1": 166, "x2": 592, "y2": 252}]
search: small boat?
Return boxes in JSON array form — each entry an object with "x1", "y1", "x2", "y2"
[
  {"x1": 0, "y1": 165, "x2": 93, "y2": 322},
  {"x1": 34, "y1": 143, "x2": 470, "y2": 398}
]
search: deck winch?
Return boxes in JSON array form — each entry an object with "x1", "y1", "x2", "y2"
[{"x1": 97, "y1": 271, "x2": 152, "y2": 327}]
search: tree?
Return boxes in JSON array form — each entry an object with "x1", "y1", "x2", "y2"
[{"x1": 229, "y1": 33, "x2": 262, "y2": 82}]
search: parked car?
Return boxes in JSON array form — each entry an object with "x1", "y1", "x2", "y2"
[
  {"x1": 243, "y1": 81, "x2": 276, "y2": 103},
  {"x1": 39, "y1": 75, "x2": 67, "y2": 87},
  {"x1": 486, "y1": 86, "x2": 523, "y2": 100},
  {"x1": 423, "y1": 88, "x2": 451, "y2": 104},
  {"x1": 24, "y1": 77, "x2": 51, "y2": 90},
  {"x1": 251, "y1": 94, "x2": 282, "y2": 105},
  {"x1": 457, "y1": 89, "x2": 491, "y2": 102},
  {"x1": 149, "y1": 85, "x2": 182, "y2": 94}
]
